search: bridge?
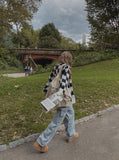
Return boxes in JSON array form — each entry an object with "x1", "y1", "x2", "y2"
[{"x1": 14, "y1": 48, "x2": 76, "y2": 67}]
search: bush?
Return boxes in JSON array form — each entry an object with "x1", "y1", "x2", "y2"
[
  {"x1": 34, "y1": 60, "x2": 57, "y2": 74},
  {"x1": 72, "y1": 50, "x2": 119, "y2": 67},
  {"x1": 0, "y1": 48, "x2": 10, "y2": 57},
  {"x1": 0, "y1": 48, "x2": 24, "y2": 72}
]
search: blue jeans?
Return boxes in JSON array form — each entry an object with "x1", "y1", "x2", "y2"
[{"x1": 37, "y1": 106, "x2": 75, "y2": 147}]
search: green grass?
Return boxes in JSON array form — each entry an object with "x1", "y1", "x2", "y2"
[
  {"x1": 0, "y1": 68, "x2": 24, "y2": 74},
  {"x1": 1, "y1": 59, "x2": 119, "y2": 144}
]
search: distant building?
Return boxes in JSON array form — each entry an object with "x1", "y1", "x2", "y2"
[{"x1": 82, "y1": 33, "x2": 86, "y2": 45}]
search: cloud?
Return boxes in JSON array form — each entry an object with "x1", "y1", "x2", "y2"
[{"x1": 31, "y1": 0, "x2": 90, "y2": 43}]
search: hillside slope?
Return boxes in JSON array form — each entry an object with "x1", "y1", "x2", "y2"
[{"x1": 1, "y1": 59, "x2": 119, "y2": 144}]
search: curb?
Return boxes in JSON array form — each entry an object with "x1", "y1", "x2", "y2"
[{"x1": 0, "y1": 104, "x2": 119, "y2": 152}]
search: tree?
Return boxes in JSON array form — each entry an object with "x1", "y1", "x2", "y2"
[
  {"x1": 60, "y1": 36, "x2": 78, "y2": 49},
  {"x1": 0, "y1": 0, "x2": 42, "y2": 46},
  {"x1": 85, "y1": 0, "x2": 119, "y2": 49},
  {"x1": 39, "y1": 23, "x2": 61, "y2": 48},
  {"x1": 12, "y1": 24, "x2": 40, "y2": 48},
  {"x1": 39, "y1": 35, "x2": 60, "y2": 48},
  {"x1": 30, "y1": 29, "x2": 41, "y2": 48},
  {"x1": 20, "y1": 26, "x2": 40, "y2": 48}
]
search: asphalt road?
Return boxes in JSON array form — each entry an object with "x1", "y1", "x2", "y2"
[{"x1": 1, "y1": 107, "x2": 119, "y2": 160}]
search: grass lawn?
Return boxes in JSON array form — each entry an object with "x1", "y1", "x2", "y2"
[
  {"x1": 1, "y1": 59, "x2": 119, "y2": 144},
  {"x1": 0, "y1": 68, "x2": 24, "y2": 74}
]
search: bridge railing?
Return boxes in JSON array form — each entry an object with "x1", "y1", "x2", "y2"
[{"x1": 13, "y1": 48, "x2": 76, "y2": 55}]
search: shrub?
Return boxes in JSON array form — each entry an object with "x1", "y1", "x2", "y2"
[
  {"x1": 0, "y1": 48, "x2": 24, "y2": 72},
  {"x1": 34, "y1": 60, "x2": 57, "y2": 74},
  {"x1": 72, "y1": 50, "x2": 119, "y2": 67}
]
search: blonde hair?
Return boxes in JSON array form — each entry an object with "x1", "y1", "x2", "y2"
[
  {"x1": 58, "y1": 51, "x2": 72, "y2": 78},
  {"x1": 58, "y1": 51, "x2": 72, "y2": 67}
]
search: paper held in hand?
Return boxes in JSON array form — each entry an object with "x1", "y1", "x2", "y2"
[{"x1": 40, "y1": 92, "x2": 63, "y2": 113}]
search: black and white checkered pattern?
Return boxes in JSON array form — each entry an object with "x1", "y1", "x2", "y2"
[{"x1": 43, "y1": 63, "x2": 75, "y2": 103}]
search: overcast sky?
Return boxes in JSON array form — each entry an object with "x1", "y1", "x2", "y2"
[{"x1": 31, "y1": 0, "x2": 90, "y2": 43}]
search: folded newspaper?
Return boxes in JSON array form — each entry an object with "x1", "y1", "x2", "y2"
[{"x1": 40, "y1": 92, "x2": 63, "y2": 113}]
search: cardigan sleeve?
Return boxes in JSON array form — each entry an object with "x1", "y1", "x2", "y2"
[
  {"x1": 59, "y1": 64, "x2": 70, "y2": 94},
  {"x1": 43, "y1": 65, "x2": 57, "y2": 93}
]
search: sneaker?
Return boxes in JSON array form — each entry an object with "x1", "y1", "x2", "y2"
[
  {"x1": 33, "y1": 141, "x2": 48, "y2": 153},
  {"x1": 66, "y1": 132, "x2": 79, "y2": 143}
]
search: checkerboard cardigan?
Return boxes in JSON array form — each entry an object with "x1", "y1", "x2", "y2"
[{"x1": 43, "y1": 63, "x2": 76, "y2": 105}]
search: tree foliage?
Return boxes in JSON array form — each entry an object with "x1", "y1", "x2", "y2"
[
  {"x1": 12, "y1": 24, "x2": 40, "y2": 48},
  {"x1": 60, "y1": 36, "x2": 78, "y2": 49},
  {"x1": 39, "y1": 23, "x2": 61, "y2": 48},
  {"x1": 85, "y1": 0, "x2": 119, "y2": 49},
  {"x1": 39, "y1": 35, "x2": 60, "y2": 48},
  {"x1": 0, "y1": 0, "x2": 42, "y2": 43}
]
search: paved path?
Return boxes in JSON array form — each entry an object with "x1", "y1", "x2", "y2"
[
  {"x1": 1, "y1": 108, "x2": 119, "y2": 160},
  {"x1": 3, "y1": 73, "x2": 25, "y2": 78}
]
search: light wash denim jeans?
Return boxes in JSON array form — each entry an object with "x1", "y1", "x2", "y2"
[{"x1": 37, "y1": 106, "x2": 75, "y2": 147}]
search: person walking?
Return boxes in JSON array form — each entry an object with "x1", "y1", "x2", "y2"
[
  {"x1": 33, "y1": 51, "x2": 78, "y2": 153},
  {"x1": 30, "y1": 66, "x2": 33, "y2": 74},
  {"x1": 24, "y1": 66, "x2": 28, "y2": 77}
]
